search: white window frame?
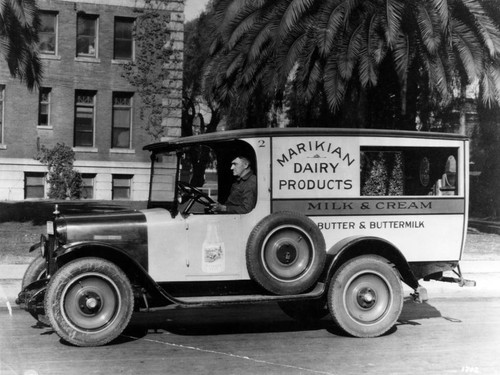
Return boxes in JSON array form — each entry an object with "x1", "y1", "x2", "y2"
[
  {"x1": 0, "y1": 85, "x2": 5, "y2": 146},
  {"x1": 38, "y1": 87, "x2": 52, "y2": 127},
  {"x1": 74, "y1": 90, "x2": 96, "y2": 148},
  {"x1": 113, "y1": 17, "x2": 135, "y2": 62},
  {"x1": 112, "y1": 174, "x2": 133, "y2": 200},
  {"x1": 24, "y1": 172, "x2": 46, "y2": 199},
  {"x1": 111, "y1": 92, "x2": 133, "y2": 149},
  {"x1": 76, "y1": 13, "x2": 99, "y2": 59},
  {"x1": 81, "y1": 173, "x2": 96, "y2": 199},
  {"x1": 39, "y1": 11, "x2": 59, "y2": 56}
]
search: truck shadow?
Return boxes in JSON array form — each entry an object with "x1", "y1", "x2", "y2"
[
  {"x1": 120, "y1": 303, "x2": 340, "y2": 342},
  {"x1": 398, "y1": 297, "x2": 441, "y2": 325},
  {"x1": 397, "y1": 297, "x2": 461, "y2": 326},
  {"x1": 117, "y1": 297, "x2": 458, "y2": 345}
]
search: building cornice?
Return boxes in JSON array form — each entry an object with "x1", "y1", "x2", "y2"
[{"x1": 55, "y1": 0, "x2": 183, "y2": 11}]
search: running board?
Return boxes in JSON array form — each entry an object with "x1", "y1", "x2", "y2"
[{"x1": 144, "y1": 282, "x2": 326, "y2": 311}]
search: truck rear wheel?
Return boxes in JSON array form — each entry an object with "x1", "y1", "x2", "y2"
[
  {"x1": 246, "y1": 212, "x2": 326, "y2": 295},
  {"x1": 44, "y1": 257, "x2": 134, "y2": 347},
  {"x1": 327, "y1": 255, "x2": 403, "y2": 337}
]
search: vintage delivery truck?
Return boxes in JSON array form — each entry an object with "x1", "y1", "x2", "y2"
[{"x1": 17, "y1": 128, "x2": 474, "y2": 346}]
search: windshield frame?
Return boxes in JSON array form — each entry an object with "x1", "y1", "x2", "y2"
[{"x1": 147, "y1": 150, "x2": 181, "y2": 215}]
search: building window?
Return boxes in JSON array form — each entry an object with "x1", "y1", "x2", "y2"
[
  {"x1": 81, "y1": 174, "x2": 95, "y2": 199},
  {"x1": 0, "y1": 85, "x2": 4, "y2": 143},
  {"x1": 74, "y1": 90, "x2": 96, "y2": 147},
  {"x1": 114, "y1": 17, "x2": 134, "y2": 60},
  {"x1": 38, "y1": 88, "x2": 51, "y2": 126},
  {"x1": 25, "y1": 173, "x2": 45, "y2": 199},
  {"x1": 39, "y1": 11, "x2": 58, "y2": 55},
  {"x1": 77, "y1": 14, "x2": 98, "y2": 57},
  {"x1": 112, "y1": 92, "x2": 133, "y2": 148},
  {"x1": 112, "y1": 175, "x2": 132, "y2": 200}
]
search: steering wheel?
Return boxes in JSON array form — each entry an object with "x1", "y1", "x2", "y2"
[{"x1": 178, "y1": 181, "x2": 215, "y2": 208}]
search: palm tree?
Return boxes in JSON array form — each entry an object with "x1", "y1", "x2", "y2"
[
  {"x1": 0, "y1": 0, "x2": 42, "y2": 90},
  {"x1": 204, "y1": 0, "x2": 500, "y2": 129}
]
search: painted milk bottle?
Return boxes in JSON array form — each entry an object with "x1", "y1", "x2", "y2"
[{"x1": 202, "y1": 221, "x2": 225, "y2": 273}]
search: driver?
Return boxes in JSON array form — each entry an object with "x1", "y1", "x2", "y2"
[{"x1": 211, "y1": 155, "x2": 257, "y2": 214}]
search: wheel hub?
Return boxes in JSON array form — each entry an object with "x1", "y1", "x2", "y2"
[
  {"x1": 276, "y1": 243, "x2": 297, "y2": 265},
  {"x1": 79, "y1": 292, "x2": 102, "y2": 314},
  {"x1": 357, "y1": 287, "x2": 376, "y2": 309}
]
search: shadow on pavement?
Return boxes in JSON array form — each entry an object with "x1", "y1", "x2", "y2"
[
  {"x1": 122, "y1": 298, "x2": 454, "y2": 343},
  {"x1": 23, "y1": 299, "x2": 457, "y2": 346},
  {"x1": 124, "y1": 303, "x2": 339, "y2": 339},
  {"x1": 397, "y1": 297, "x2": 453, "y2": 327}
]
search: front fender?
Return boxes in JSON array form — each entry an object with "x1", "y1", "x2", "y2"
[
  {"x1": 324, "y1": 235, "x2": 419, "y2": 290},
  {"x1": 53, "y1": 242, "x2": 172, "y2": 306},
  {"x1": 55, "y1": 240, "x2": 144, "y2": 268}
]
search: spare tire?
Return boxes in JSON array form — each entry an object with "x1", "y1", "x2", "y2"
[{"x1": 246, "y1": 211, "x2": 326, "y2": 295}]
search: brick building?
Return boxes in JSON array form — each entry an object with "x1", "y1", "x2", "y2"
[{"x1": 0, "y1": 0, "x2": 183, "y2": 201}]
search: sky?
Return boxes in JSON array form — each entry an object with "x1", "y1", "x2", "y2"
[{"x1": 185, "y1": 0, "x2": 210, "y2": 22}]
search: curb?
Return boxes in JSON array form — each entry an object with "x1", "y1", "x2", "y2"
[
  {"x1": 468, "y1": 220, "x2": 500, "y2": 235},
  {"x1": 0, "y1": 264, "x2": 28, "y2": 280}
]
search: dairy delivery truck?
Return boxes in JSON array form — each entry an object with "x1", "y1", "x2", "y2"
[{"x1": 17, "y1": 128, "x2": 474, "y2": 347}]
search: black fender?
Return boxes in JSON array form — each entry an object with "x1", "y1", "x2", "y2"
[
  {"x1": 323, "y1": 236, "x2": 419, "y2": 290},
  {"x1": 54, "y1": 242, "x2": 172, "y2": 306}
]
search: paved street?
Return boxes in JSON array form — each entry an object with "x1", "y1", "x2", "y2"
[
  {"x1": 1, "y1": 230, "x2": 499, "y2": 374},
  {"x1": 1, "y1": 293, "x2": 500, "y2": 375}
]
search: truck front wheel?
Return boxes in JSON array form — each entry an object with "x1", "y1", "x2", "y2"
[
  {"x1": 22, "y1": 254, "x2": 47, "y2": 288},
  {"x1": 44, "y1": 257, "x2": 134, "y2": 347},
  {"x1": 327, "y1": 255, "x2": 403, "y2": 338}
]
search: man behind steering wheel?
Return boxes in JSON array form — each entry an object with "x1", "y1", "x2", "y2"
[{"x1": 210, "y1": 155, "x2": 257, "y2": 214}]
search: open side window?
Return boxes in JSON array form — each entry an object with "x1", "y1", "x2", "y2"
[
  {"x1": 176, "y1": 140, "x2": 257, "y2": 215},
  {"x1": 360, "y1": 147, "x2": 459, "y2": 196}
]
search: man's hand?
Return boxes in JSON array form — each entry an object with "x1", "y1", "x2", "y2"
[{"x1": 210, "y1": 202, "x2": 227, "y2": 213}]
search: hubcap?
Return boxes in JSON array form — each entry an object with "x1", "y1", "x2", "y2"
[
  {"x1": 344, "y1": 272, "x2": 392, "y2": 325},
  {"x1": 61, "y1": 273, "x2": 121, "y2": 333},
  {"x1": 79, "y1": 292, "x2": 101, "y2": 313},
  {"x1": 262, "y1": 226, "x2": 314, "y2": 282},
  {"x1": 276, "y1": 243, "x2": 297, "y2": 265},
  {"x1": 357, "y1": 287, "x2": 376, "y2": 308}
]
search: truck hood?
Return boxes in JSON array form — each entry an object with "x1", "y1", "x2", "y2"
[{"x1": 56, "y1": 209, "x2": 148, "y2": 246}]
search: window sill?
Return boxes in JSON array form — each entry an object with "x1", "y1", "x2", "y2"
[
  {"x1": 73, "y1": 147, "x2": 99, "y2": 153},
  {"x1": 37, "y1": 125, "x2": 53, "y2": 130},
  {"x1": 110, "y1": 148, "x2": 135, "y2": 154},
  {"x1": 41, "y1": 54, "x2": 61, "y2": 60},
  {"x1": 0, "y1": 144, "x2": 6, "y2": 150},
  {"x1": 75, "y1": 56, "x2": 101, "y2": 63},
  {"x1": 112, "y1": 59, "x2": 133, "y2": 65}
]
